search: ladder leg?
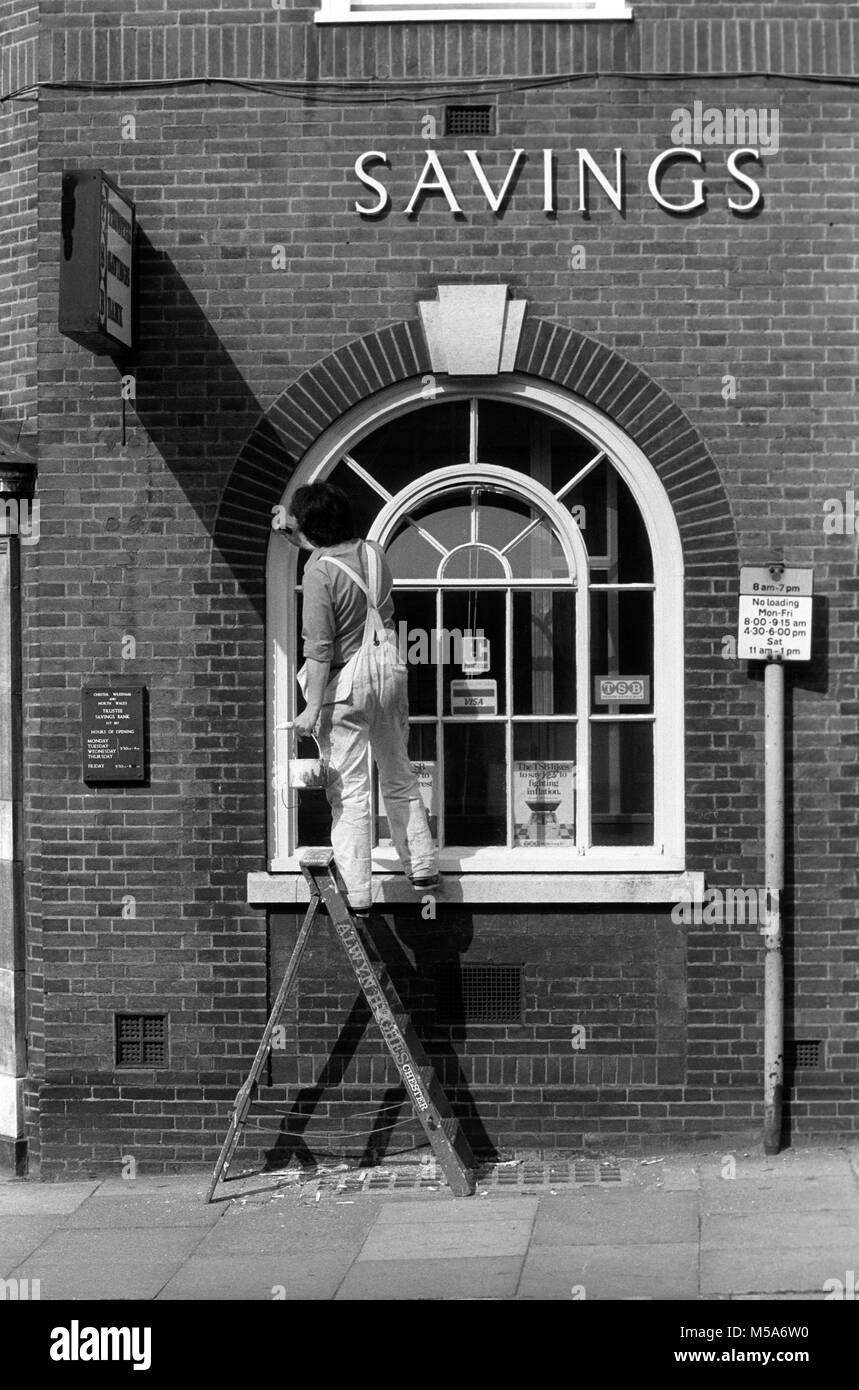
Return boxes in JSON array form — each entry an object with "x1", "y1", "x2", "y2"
[
  {"x1": 303, "y1": 856, "x2": 476, "y2": 1197},
  {"x1": 205, "y1": 896, "x2": 320, "y2": 1203}
]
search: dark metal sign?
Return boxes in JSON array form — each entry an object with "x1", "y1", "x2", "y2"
[
  {"x1": 59, "y1": 169, "x2": 135, "y2": 356},
  {"x1": 82, "y1": 683, "x2": 146, "y2": 782}
]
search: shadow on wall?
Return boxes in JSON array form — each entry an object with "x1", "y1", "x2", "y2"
[
  {"x1": 129, "y1": 230, "x2": 290, "y2": 616},
  {"x1": 263, "y1": 911, "x2": 499, "y2": 1170}
]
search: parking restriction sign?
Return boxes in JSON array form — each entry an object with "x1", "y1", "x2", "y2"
[{"x1": 737, "y1": 565, "x2": 813, "y2": 662}]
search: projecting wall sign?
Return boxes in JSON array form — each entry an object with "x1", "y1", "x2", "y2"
[
  {"x1": 737, "y1": 566, "x2": 814, "y2": 662},
  {"x1": 59, "y1": 169, "x2": 135, "y2": 356}
]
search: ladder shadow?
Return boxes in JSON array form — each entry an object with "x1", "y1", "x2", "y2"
[
  {"x1": 374, "y1": 912, "x2": 499, "y2": 1164},
  {"x1": 261, "y1": 907, "x2": 497, "y2": 1172}
]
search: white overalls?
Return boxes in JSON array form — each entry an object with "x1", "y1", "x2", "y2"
[{"x1": 312, "y1": 542, "x2": 438, "y2": 910}]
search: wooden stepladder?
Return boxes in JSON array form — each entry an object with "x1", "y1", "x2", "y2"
[{"x1": 206, "y1": 849, "x2": 476, "y2": 1201}]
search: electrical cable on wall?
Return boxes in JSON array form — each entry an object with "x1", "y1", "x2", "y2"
[{"x1": 3, "y1": 68, "x2": 859, "y2": 105}]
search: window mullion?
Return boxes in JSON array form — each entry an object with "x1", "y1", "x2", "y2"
[
  {"x1": 436, "y1": 586, "x2": 445, "y2": 851},
  {"x1": 506, "y1": 587, "x2": 514, "y2": 850}
]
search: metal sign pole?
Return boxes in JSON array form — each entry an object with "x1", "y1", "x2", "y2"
[{"x1": 763, "y1": 656, "x2": 785, "y2": 1154}]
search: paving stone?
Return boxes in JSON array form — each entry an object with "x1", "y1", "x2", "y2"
[
  {"x1": 157, "y1": 1252, "x2": 354, "y2": 1301},
  {"x1": 0, "y1": 1182, "x2": 100, "y2": 1216},
  {"x1": 702, "y1": 1211, "x2": 859, "y2": 1251},
  {"x1": 358, "y1": 1217, "x2": 533, "y2": 1261},
  {"x1": 518, "y1": 1242, "x2": 699, "y2": 1300},
  {"x1": 57, "y1": 1195, "x2": 225, "y2": 1230},
  {"x1": 196, "y1": 1205, "x2": 379, "y2": 1257},
  {"x1": 336, "y1": 1256, "x2": 522, "y2": 1300},
  {"x1": 0, "y1": 1218, "x2": 59, "y2": 1275},
  {"x1": 532, "y1": 1191, "x2": 698, "y2": 1245},
  {"x1": 701, "y1": 1176, "x2": 857, "y2": 1216},
  {"x1": 701, "y1": 1245, "x2": 859, "y2": 1298},
  {"x1": 373, "y1": 1195, "x2": 539, "y2": 1225}
]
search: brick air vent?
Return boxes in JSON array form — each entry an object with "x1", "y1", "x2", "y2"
[
  {"x1": 115, "y1": 1014, "x2": 168, "y2": 1067},
  {"x1": 435, "y1": 964, "x2": 523, "y2": 1025},
  {"x1": 786, "y1": 1040, "x2": 822, "y2": 1070},
  {"x1": 445, "y1": 105, "x2": 494, "y2": 137}
]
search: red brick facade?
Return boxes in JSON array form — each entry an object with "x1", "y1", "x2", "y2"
[{"x1": 3, "y1": 2, "x2": 857, "y2": 1174}]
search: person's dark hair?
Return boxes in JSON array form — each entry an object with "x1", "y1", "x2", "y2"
[{"x1": 291, "y1": 481, "x2": 357, "y2": 547}]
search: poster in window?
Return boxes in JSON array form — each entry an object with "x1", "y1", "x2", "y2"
[
  {"x1": 513, "y1": 761, "x2": 575, "y2": 845},
  {"x1": 379, "y1": 760, "x2": 438, "y2": 839}
]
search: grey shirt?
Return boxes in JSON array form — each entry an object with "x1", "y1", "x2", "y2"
[{"x1": 301, "y1": 539, "x2": 395, "y2": 666}]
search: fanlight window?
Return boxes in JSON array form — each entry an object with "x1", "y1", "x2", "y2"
[{"x1": 279, "y1": 391, "x2": 677, "y2": 869}]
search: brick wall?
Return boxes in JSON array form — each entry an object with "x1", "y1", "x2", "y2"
[
  {"x1": 17, "y1": 3, "x2": 859, "y2": 1173},
  {"x1": 0, "y1": 0, "x2": 37, "y2": 431}
]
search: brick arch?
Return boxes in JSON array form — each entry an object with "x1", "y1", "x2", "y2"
[{"x1": 213, "y1": 316, "x2": 738, "y2": 582}]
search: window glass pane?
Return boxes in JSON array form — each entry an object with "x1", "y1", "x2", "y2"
[
  {"x1": 441, "y1": 590, "x2": 506, "y2": 715},
  {"x1": 442, "y1": 546, "x2": 507, "y2": 580},
  {"x1": 512, "y1": 724, "x2": 576, "y2": 846},
  {"x1": 350, "y1": 401, "x2": 469, "y2": 497},
  {"x1": 408, "y1": 494, "x2": 471, "y2": 553},
  {"x1": 503, "y1": 515, "x2": 569, "y2": 579},
  {"x1": 476, "y1": 400, "x2": 535, "y2": 474},
  {"x1": 591, "y1": 722, "x2": 654, "y2": 846},
  {"x1": 393, "y1": 590, "x2": 437, "y2": 716},
  {"x1": 444, "y1": 724, "x2": 506, "y2": 846},
  {"x1": 590, "y1": 591, "x2": 653, "y2": 714},
  {"x1": 386, "y1": 519, "x2": 442, "y2": 579},
  {"x1": 326, "y1": 460, "x2": 383, "y2": 540},
  {"x1": 377, "y1": 724, "x2": 438, "y2": 843},
  {"x1": 473, "y1": 489, "x2": 530, "y2": 549},
  {"x1": 554, "y1": 449, "x2": 607, "y2": 557},
  {"x1": 295, "y1": 729, "x2": 332, "y2": 846},
  {"x1": 513, "y1": 591, "x2": 576, "y2": 715},
  {"x1": 616, "y1": 472, "x2": 653, "y2": 583}
]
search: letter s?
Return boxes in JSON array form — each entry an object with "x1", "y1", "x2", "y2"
[
  {"x1": 726, "y1": 148, "x2": 763, "y2": 214},
  {"x1": 354, "y1": 151, "x2": 391, "y2": 217}
]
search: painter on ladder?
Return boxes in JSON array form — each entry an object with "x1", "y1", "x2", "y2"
[{"x1": 278, "y1": 481, "x2": 439, "y2": 916}]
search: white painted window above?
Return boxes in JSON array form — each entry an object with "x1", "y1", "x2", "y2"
[{"x1": 315, "y1": 1, "x2": 633, "y2": 24}]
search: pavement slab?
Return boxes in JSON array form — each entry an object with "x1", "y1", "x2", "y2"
[
  {"x1": 532, "y1": 1191, "x2": 699, "y2": 1246},
  {"x1": 702, "y1": 1210, "x2": 859, "y2": 1250},
  {"x1": 336, "y1": 1255, "x2": 523, "y2": 1300},
  {"x1": 0, "y1": 1181, "x2": 100, "y2": 1216},
  {"x1": 196, "y1": 1204, "x2": 380, "y2": 1257},
  {"x1": 358, "y1": 1217, "x2": 534, "y2": 1261},
  {"x1": 518, "y1": 1241, "x2": 699, "y2": 1300},
  {"x1": 8, "y1": 1225, "x2": 210, "y2": 1300},
  {"x1": 701, "y1": 1245, "x2": 859, "y2": 1298},
  {"x1": 56, "y1": 1195, "x2": 225, "y2": 1230},
  {"x1": 701, "y1": 1176, "x2": 857, "y2": 1216},
  {"x1": 157, "y1": 1252, "x2": 355, "y2": 1301},
  {"x1": 372, "y1": 1195, "x2": 538, "y2": 1224},
  {"x1": 0, "y1": 1217, "x2": 59, "y2": 1275}
]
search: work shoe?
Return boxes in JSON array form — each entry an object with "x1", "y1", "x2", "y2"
[{"x1": 408, "y1": 872, "x2": 440, "y2": 891}]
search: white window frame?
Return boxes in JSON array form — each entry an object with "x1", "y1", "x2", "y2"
[
  {"x1": 315, "y1": 1, "x2": 633, "y2": 24},
  {"x1": 266, "y1": 374, "x2": 684, "y2": 876}
]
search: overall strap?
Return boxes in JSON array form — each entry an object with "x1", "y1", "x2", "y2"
[{"x1": 318, "y1": 543, "x2": 389, "y2": 610}]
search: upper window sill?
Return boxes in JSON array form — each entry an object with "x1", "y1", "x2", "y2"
[
  {"x1": 249, "y1": 869, "x2": 701, "y2": 906},
  {"x1": 314, "y1": 4, "x2": 633, "y2": 22}
]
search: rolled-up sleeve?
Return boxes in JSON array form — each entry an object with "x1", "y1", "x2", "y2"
[{"x1": 301, "y1": 561, "x2": 336, "y2": 662}]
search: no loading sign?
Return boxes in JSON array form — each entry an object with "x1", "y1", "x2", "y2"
[{"x1": 737, "y1": 565, "x2": 813, "y2": 662}]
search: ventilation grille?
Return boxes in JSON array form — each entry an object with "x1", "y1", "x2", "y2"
[
  {"x1": 116, "y1": 1014, "x2": 167, "y2": 1067},
  {"x1": 786, "y1": 1039, "x2": 822, "y2": 1070},
  {"x1": 436, "y1": 964, "x2": 523, "y2": 1025},
  {"x1": 445, "y1": 105, "x2": 494, "y2": 137}
]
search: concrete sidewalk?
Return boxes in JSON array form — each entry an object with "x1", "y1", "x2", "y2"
[{"x1": 1, "y1": 1146, "x2": 857, "y2": 1300}]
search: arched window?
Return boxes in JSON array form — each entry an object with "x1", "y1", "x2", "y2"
[{"x1": 267, "y1": 378, "x2": 684, "y2": 877}]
